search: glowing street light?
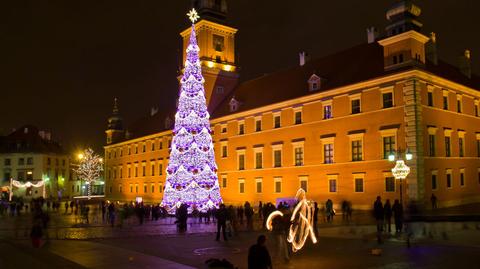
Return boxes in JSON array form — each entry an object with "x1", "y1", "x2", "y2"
[{"x1": 388, "y1": 148, "x2": 412, "y2": 205}]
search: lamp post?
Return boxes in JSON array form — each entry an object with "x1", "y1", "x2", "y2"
[{"x1": 389, "y1": 148, "x2": 413, "y2": 205}]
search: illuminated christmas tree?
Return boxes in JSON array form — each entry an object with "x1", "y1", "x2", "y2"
[
  {"x1": 161, "y1": 9, "x2": 222, "y2": 212},
  {"x1": 75, "y1": 148, "x2": 103, "y2": 199}
]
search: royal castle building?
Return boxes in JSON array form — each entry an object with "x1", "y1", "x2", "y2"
[{"x1": 104, "y1": 0, "x2": 480, "y2": 209}]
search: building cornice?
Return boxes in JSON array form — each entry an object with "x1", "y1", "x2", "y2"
[{"x1": 180, "y1": 19, "x2": 238, "y2": 37}]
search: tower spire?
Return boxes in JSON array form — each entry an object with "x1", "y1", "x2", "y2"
[{"x1": 105, "y1": 97, "x2": 124, "y2": 145}]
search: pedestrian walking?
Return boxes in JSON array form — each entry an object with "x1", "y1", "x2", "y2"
[
  {"x1": 373, "y1": 196, "x2": 384, "y2": 232},
  {"x1": 64, "y1": 201, "x2": 68, "y2": 214},
  {"x1": 392, "y1": 199, "x2": 403, "y2": 233},
  {"x1": 325, "y1": 199, "x2": 334, "y2": 223},
  {"x1": 216, "y1": 204, "x2": 228, "y2": 241},
  {"x1": 248, "y1": 235, "x2": 273, "y2": 269},
  {"x1": 245, "y1": 202, "x2": 254, "y2": 231},
  {"x1": 237, "y1": 205, "x2": 244, "y2": 225},
  {"x1": 430, "y1": 194, "x2": 438, "y2": 209},
  {"x1": 108, "y1": 203, "x2": 116, "y2": 227},
  {"x1": 384, "y1": 199, "x2": 392, "y2": 233}
]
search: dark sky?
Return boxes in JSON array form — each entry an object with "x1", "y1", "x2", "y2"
[{"x1": 1, "y1": 0, "x2": 479, "y2": 153}]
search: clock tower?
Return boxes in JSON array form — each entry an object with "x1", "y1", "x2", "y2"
[{"x1": 180, "y1": 0, "x2": 239, "y2": 112}]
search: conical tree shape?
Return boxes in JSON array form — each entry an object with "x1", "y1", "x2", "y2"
[{"x1": 161, "y1": 17, "x2": 222, "y2": 212}]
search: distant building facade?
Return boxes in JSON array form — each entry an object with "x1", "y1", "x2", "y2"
[
  {"x1": 0, "y1": 125, "x2": 70, "y2": 200},
  {"x1": 104, "y1": 1, "x2": 480, "y2": 208}
]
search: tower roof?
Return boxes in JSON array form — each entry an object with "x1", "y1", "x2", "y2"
[
  {"x1": 385, "y1": 0, "x2": 423, "y2": 37},
  {"x1": 107, "y1": 97, "x2": 123, "y2": 131},
  {"x1": 192, "y1": 0, "x2": 228, "y2": 23}
]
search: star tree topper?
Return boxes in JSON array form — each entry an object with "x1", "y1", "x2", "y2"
[{"x1": 187, "y1": 8, "x2": 200, "y2": 23}]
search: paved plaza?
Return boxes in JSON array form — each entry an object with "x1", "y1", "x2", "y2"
[{"x1": 0, "y1": 207, "x2": 480, "y2": 269}]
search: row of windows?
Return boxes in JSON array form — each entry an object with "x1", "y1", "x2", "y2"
[
  {"x1": 427, "y1": 130, "x2": 480, "y2": 157},
  {"x1": 235, "y1": 144, "x2": 305, "y2": 170},
  {"x1": 220, "y1": 91, "x2": 395, "y2": 136},
  {"x1": 430, "y1": 168, "x2": 480, "y2": 190},
  {"x1": 106, "y1": 139, "x2": 172, "y2": 160},
  {"x1": 111, "y1": 183, "x2": 164, "y2": 194},
  {"x1": 3, "y1": 157, "x2": 66, "y2": 166},
  {"x1": 427, "y1": 89, "x2": 480, "y2": 117},
  {"x1": 107, "y1": 162, "x2": 164, "y2": 180},
  {"x1": 227, "y1": 134, "x2": 396, "y2": 170},
  {"x1": 226, "y1": 175, "x2": 396, "y2": 194}
]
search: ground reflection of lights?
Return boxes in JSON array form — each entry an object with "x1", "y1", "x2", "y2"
[{"x1": 266, "y1": 188, "x2": 318, "y2": 252}]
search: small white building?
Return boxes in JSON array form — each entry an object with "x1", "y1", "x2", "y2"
[{"x1": 0, "y1": 125, "x2": 70, "y2": 201}]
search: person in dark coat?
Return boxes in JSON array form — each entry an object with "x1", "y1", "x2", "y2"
[
  {"x1": 384, "y1": 199, "x2": 392, "y2": 233},
  {"x1": 216, "y1": 204, "x2": 228, "y2": 241},
  {"x1": 373, "y1": 196, "x2": 384, "y2": 232},
  {"x1": 430, "y1": 194, "x2": 438, "y2": 209},
  {"x1": 392, "y1": 199, "x2": 403, "y2": 233},
  {"x1": 248, "y1": 235, "x2": 272, "y2": 269},
  {"x1": 245, "y1": 202, "x2": 254, "y2": 231}
]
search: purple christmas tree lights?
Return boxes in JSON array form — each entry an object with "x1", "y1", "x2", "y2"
[{"x1": 161, "y1": 9, "x2": 223, "y2": 212}]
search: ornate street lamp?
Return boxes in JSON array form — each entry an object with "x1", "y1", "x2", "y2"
[{"x1": 389, "y1": 148, "x2": 413, "y2": 205}]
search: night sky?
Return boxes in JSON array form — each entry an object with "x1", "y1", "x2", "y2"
[{"x1": 1, "y1": 0, "x2": 479, "y2": 153}]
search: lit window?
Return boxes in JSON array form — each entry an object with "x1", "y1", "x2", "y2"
[
  {"x1": 443, "y1": 91, "x2": 449, "y2": 110},
  {"x1": 294, "y1": 146, "x2": 304, "y2": 166},
  {"x1": 429, "y1": 134, "x2": 436, "y2": 156},
  {"x1": 460, "y1": 169, "x2": 465, "y2": 187},
  {"x1": 222, "y1": 145, "x2": 227, "y2": 157},
  {"x1": 457, "y1": 95, "x2": 462, "y2": 113},
  {"x1": 254, "y1": 150, "x2": 263, "y2": 169},
  {"x1": 238, "y1": 122, "x2": 245, "y2": 135},
  {"x1": 237, "y1": 152, "x2": 245, "y2": 170},
  {"x1": 255, "y1": 118, "x2": 262, "y2": 132},
  {"x1": 328, "y1": 175, "x2": 337, "y2": 193},
  {"x1": 351, "y1": 99, "x2": 361, "y2": 114},
  {"x1": 324, "y1": 143, "x2": 334, "y2": 164},
  {"x1": 382, "y1": 92, "x2": 393, "y2": 108},
  {"x1": 299, "y1": 176, "x2": 308, "y2": 192},
  {"x1": 354, "y1": 177, "x2": 364, "y2": 192},
  {"x1": 221, "y1": 175, "x2": 227, "y2": 188},
  {"x1": 431, "y1": 171, "x2": 437, "y2": 190},
  {"x1": 383, "y1": 136, "x2": 395, "y2": 159},
  {"x1": 445, "y1": 136, "x2": 451, "y2": 157},
  {"x1": 446, "y1": 169, "x2": 452, "y2": 188},
  {"x1": 351, "y1": 139, "x2": 363, "y2": 161},
  {"x1": 428, "y1": 91, "x2": 434, "y2": 107},
  {"x1": 273, "y1": 149, "x2": 282, "y2": 167},
  {"x1": 274, "y1": 177, "x2": 282, "y2": 193},
  {"x1": 294, "y1": 110, "x2": 302, "y2": 125},
  {"x1": 459, "y1": 137, "x2": 465, "y2": 157},
  {"x1": 239, "y1": 179, "x2": 245, "y2": 193},
  {"x1": 385, "y1": 177, "x2": 395, "y2": 192},
  {"x1": 255, "y1": 178, "x2": 262, "y2": 193},
  {"x1": 273, "y1": 114, "x2": 281, "y2": 128}
]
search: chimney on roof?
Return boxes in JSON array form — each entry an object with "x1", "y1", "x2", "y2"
[
  {"x1": 366, "y1": 27, "x2": 378, "y2": 44},
  {"x1": 426, "y1": 32, "x2": 438, "y2": 65},
  {"x1": 459, "y1": 49, "x2": 472, "y2": 78},
  {"x1": 299, "y1": 51, "x2": 309, "y2": 66},
  {"x1": 150, "y1": 107, "x2": 158, "y2": 116}
]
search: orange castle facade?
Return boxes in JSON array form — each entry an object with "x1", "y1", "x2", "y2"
[{"x1": 104, "y1": 1, "x2": 480, "y2": 209}]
